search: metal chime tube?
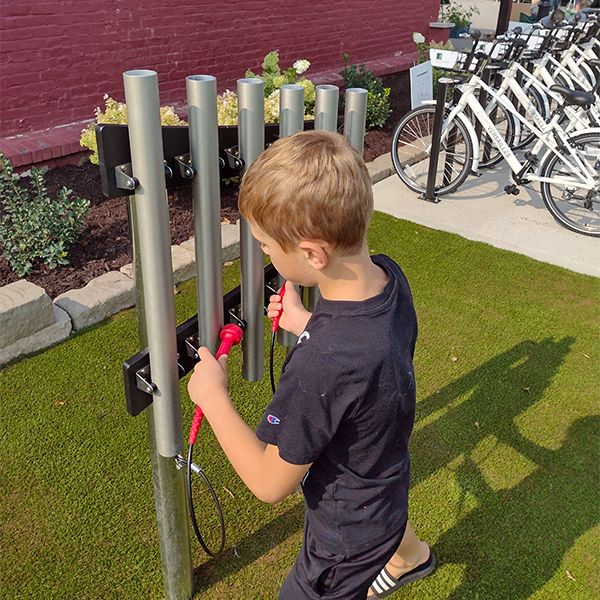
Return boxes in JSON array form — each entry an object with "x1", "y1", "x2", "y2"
[
  {"x1": 344, "y1": 87, "x2": 368, "y2": 153},
  {"x1": 187, "y1": 75, "x2": 224, "y2": 352},
  {"x1": 238, "y1": 78, "x2": 265, "y2": 381},
  {"x1": 278, "y1": 84, "x2": 305, "y2": 347},
  {"x1": 306, "y1": 84, "x2": 342, "y2": 311},
  {"x1": 315, "y1": 84, "x2": 339, "y2": 132},
  {"x1": 123, "y1": 69, "x2": 192, "y2": 600}
]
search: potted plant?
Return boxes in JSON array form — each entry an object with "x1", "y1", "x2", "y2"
[{"x1": 440, "y1": 2, "x2": 480, "y2": 38}]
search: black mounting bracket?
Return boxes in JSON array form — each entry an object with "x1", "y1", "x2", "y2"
[
  {"x1": 123, "y1": 262, "x2": 278, "y2": 416},
  {"x1": 95, "y1": 121, "x2": 316, "y2": 199}
]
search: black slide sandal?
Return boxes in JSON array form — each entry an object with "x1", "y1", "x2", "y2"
[{"x1": 369, "y1": 552, "x2": 437, "y2": 598}]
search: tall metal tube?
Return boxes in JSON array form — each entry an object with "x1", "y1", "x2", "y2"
[
  {"x1": 238, "y1": 78, "x2": 265, "y2": 381},
  {"x1": 187, "y1": 75, "x2": 224, "y2": 353},
  {"x1": 278, "y1": 85, "x2": 304, "y2": 347},
  {"x1": 124, "y1": 70, "x2": 183, "y2": 458},
  {"x1": 344, "y1": 88, "x2": 368, "y2": 153},
  {"x1": 307, "y1": 85, "x2": 341, "y2": 311},
  {"x1": 123, "y1": 70, "x2": 192, "y2": 600},
  {"x1": 315, "y1": 85, "x2": 339, "y2": 132},
  {"x1": 279, "y1": 84, "x2": 304, "y2": 137}
]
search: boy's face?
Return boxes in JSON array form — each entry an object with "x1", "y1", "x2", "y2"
[{"x1": 249, "y1": 222, "x2": 318, "y2": 286}]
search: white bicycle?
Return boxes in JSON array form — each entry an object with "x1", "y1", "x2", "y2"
[{"x1": 391, "y1": 55, "x2": 600, "y2": 236}]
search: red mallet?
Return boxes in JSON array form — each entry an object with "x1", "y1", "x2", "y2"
[
  {"x1": 188, "y1": 324, "x2": 243, "y2": 445},
  {"x1": 271, "y1": 282, "x2": 287, "y2": 333}
]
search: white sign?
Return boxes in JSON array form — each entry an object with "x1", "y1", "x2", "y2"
[{"x1": 410, "y1": 61, "x2": 433, "y2": 109}]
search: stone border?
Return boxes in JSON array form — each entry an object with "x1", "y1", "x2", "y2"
[{"x1": 0, "y1": 155, "x2": 392, "y2": 366}]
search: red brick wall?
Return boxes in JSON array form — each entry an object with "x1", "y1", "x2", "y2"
[{"x1": 0, "y1": 0, "x2": 441, "y2": 165}]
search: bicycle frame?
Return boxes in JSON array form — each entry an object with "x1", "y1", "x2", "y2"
[
  {"x1": 443, "y1": 76, "x2": 598, "y2": 190},
  {"x1": 507, "y1": 61, "x2": 599, "y2": 132}
]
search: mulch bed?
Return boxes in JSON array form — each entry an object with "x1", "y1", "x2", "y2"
[{"x1": 0, "y1": 72, "x2": 409, "y2": 298}]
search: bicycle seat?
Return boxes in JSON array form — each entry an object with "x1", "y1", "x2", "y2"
[
  {"x1": 549, "y1": 85, "x2": 596, "y2": 107},
  {"x1": 484, "y1": 61, "x2": 510, "y2": 71},
  {"x1": 511, "y1": 38, "x2": 528, "y2": 48},
  {"x1": 439, "y1": 75, "x2": 470, "y2": 85}
]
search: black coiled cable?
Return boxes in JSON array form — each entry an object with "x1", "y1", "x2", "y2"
[{"x1": 186, "y1": 443, "x2": 225, "y2": 556}]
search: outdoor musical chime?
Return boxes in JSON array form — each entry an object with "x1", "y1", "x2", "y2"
[{"x1": 96, "y1": 71, "x2": 367, "y2": 599}]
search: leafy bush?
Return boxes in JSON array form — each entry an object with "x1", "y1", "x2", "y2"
[
  {"x1": 217, "y1": 51, "x2": 316, "y2": 126},
  {"x1": 339, "y1": 55, "x2": 391, "y2": 130},
  {"x1": 0, "y1": 153, "x2": 90, "y2": 276},
  {"x1": 80, "y1": 95, "x2": 187, "y2": 164}
]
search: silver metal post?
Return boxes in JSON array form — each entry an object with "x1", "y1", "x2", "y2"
[
  {"x1": 307, "y1": 85, "x2": 341, "y2": 311},
  {"x1": 344, "y1": 88, "x2": 368, "y2": 153},
  {"x1": 123, "y1": 70, "x2": 192, "y2": 599},
  {"x1": 279, "y1": 84, "x2": 304, "y2": 136},
  {"x1": 315, "y1": 85, "x2": 339, "y2": 132},
  {"x1": 277, "y1": 85, "x2": 304, "y2": 347},
  {"x1": 187, "y1": 75, "x2": 224, "y2": 352},
  {"x1": 238, "y1": 78, "x2": 265, "y2": 381}
]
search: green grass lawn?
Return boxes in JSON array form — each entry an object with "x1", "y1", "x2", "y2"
[{"x1": 1, "y1": 211, "x2": 599, "y2": 599}]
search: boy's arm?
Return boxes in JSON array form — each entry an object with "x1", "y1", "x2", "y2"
[{"x1": 187, "y1": 349, "x2": 310, "y2": 504}]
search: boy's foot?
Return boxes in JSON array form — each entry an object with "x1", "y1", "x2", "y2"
[{"x1": 367, "y1": 551, "x2": 436, "y2": 598}]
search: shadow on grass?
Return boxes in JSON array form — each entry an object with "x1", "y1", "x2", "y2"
[
  {"x1": 193, "y1": 501, "x2": 304, "y2": 594},
  {"x1": 410, "y1": 337, "x2": 599, "y2": 597},
  {"x1": 438, "y1": 414, "x2": 599, "y2": 598},
  {"x1": 412, "y1": 337, "x2": 575, "y2": 488}
]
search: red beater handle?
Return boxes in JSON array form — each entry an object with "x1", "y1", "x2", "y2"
[
  {"x1": 271, "y1": 281, "x2": 287, "y2": 333},
  {"x1": 188, "y1": 324, "x2": 243, "y2": 445}
]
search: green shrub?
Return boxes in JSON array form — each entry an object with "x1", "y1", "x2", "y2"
[
  {"x1": 339, "y1": 55, "x2": 391, "y2": 130},
  {"x1": 80, "y1": 95, "x2": 187, "y2": 165},
  {"x1": 0, "y1": 153, "x2": 90, "y2": 276}
]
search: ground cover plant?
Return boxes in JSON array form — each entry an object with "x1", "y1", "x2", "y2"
[
  {"x1": 1, "y1": 212, "x2": 598, "y2": 598},
  {"x1": 0, "y1": 153, "x2": 89, "y2": 276}
]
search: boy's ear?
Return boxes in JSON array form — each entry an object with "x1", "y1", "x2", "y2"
[{"x1": 298, "y1": 240, "x2": 329, "y2": 270}]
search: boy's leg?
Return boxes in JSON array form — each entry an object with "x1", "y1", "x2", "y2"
[
  {"x1": 386, "y1": 521, "x2": 430, "y2": 573},
  {"x1": 367, "y1": 521, "x2": 432, "y2": 598}
]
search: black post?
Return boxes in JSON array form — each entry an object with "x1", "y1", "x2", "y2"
[
  {"x1": 496, "y1": 0, "x2": 512, "y2": 36},
  {"x1": 476, "y1": 67, "x2": 496, "y2": 166},
  {"x1": 422, "y1": 78, "x2": 449, "y2": 203}
]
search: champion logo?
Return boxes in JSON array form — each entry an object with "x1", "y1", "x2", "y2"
[
  {"x1": 267, "y1": 414, "x2": 281, "y2": 425},
  {"x1": 297, "y1": 331, "x2": 310, "y2": 344}
]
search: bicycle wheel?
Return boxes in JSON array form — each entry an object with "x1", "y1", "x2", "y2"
[
  {"x1": 539, "y1": 132, "x2": 600, "y2": 236},
  {"x1": 391, "y1": 106, "x2": 473, "y2": 195}
]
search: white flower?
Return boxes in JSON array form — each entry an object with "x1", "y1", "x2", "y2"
[
  {"x1": 413, "y1": 32, "x2": 426, "y2": 44},
  {"x1": 293, "y1": 59, "x2": 310, "y2": 75},
  {"x1": 103, "y1": 93, "x2": 109, "y2": 100}
]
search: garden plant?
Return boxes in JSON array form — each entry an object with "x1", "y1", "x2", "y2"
[
  {"x1": 0, "y1": 153, "x2": 89, "y2": 276},
  {"x1": 340, "y1": 53, "x2": 391, "y2": 130}
]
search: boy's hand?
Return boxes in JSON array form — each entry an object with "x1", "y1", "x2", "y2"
[
  {"x1": 267, "y1": 281, "x2": 312, "y2": 336},
  {"x1": 187, "y1": 347, "x2": 230, "y2": 416}
]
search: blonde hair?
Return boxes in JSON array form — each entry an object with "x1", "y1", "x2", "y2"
[{"x1": 238, "y1": 130, "x2": 373, "y2": 254}]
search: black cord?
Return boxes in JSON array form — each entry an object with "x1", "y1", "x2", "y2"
[
  {"x1": 269, "y1": 330, "x2": 277, "y2": 395},
  {"x1": 186, "y1": 443, "x2": 225, "y2": 556}
]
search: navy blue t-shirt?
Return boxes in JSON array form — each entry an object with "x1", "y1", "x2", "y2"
[{"x1": 256, "y1": 254, "x2": 417, "y2": 555}]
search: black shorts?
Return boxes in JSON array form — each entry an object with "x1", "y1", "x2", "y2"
[{"x1": 279, "y1": 517, "x2": 407, "y2": 600}]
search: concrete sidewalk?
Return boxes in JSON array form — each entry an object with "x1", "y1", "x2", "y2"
[{"x1": 373, "y1": 158, "x2": 600, "y2": 278}]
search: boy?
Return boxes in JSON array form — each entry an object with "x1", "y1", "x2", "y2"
[{"x1": 187, "y1": 131, "x2": 434, "y2": 599}]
